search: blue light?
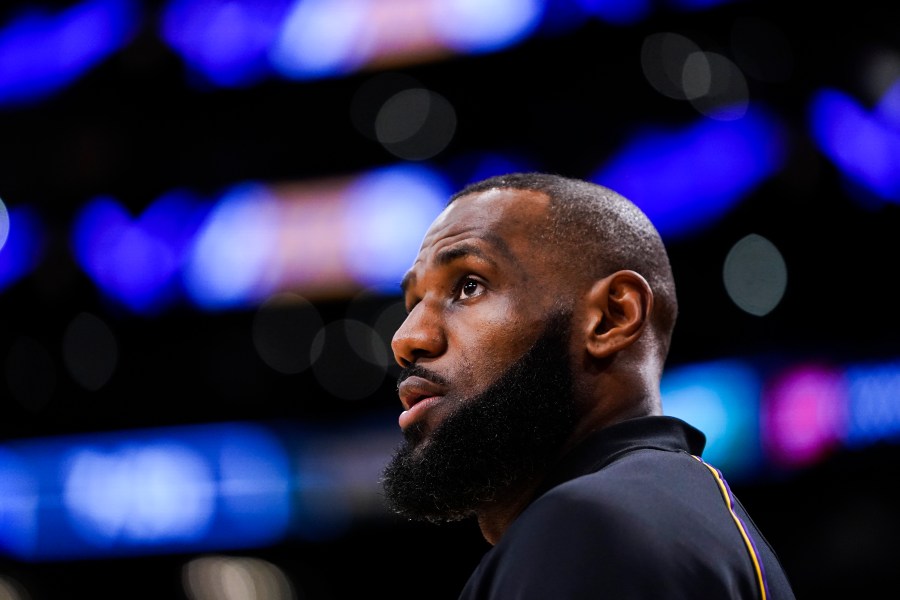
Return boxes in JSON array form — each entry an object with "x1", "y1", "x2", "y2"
[
  {"x1": 593, "y1": 108, "x2": 787, "y2": 240},
  {"x1": 63, "y1": 443, "x2": 216, "y2": 546},
  {"x1": 161, "y1": 0, "x2": 292, "y2": 88},
  {"x1": 665, "y1": 0, "x2": 738, "y2": 9},
  {"x1": 875, "y1": 79, "x2": 900, "y2": 130},
  {"x1": 182, "y1": 182, "x2": 280, "y2": 310},
  {"x1": 343, "y1": 164, "x2": 449, "y2": 291},
  {"x1": 0, "y1": 0, "x2": 140, "y2": 107},
  {"x1": 536, "y1": 0, "x2": 591, "y2": 36},
  {"x1": 0, "y1": 422, "x2": 292, "y2": 561},
  {"x1": 575, "y1": 0, "x2": 652, "y2": 26},
  {"x1": 0, "y1": 205, "x2": 44, "y2": 292},
  {"x1": 269, "y1": 0, "x2": 369, "y2": 80},
  {"x1": 809, "y1": 87, "x2": 900, "y2": 203},
  {"x1": 845, "y1": 360, "x2": 900, "y2": 447},
  {"x1": 432, "y1": 0, "x2": 545, "y2": 54},
  {"x1": 0, "y1": 448, "x2": 39, "y2": 559},
  {"x1": 72, "y1": 191, "x2": 210, "y2": 315},
  {"x1": 662, "y1": 359, "x2": 764, "y2": 480}
]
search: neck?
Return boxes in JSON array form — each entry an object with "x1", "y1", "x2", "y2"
[{"x1": 475, "y1": 476, "x2": 544, "y2": 545}]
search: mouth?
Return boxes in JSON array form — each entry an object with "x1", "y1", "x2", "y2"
[
  {"x1": 397, "y1": 375, "x2": 446, "y2": 409},
  {"x1": 397, "y1": 375, "x2": 447, "y2": 429}
]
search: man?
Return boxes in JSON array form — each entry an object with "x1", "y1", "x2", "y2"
[{"x1": 380, "y1": 172, "x2": 796, "y2": 599}]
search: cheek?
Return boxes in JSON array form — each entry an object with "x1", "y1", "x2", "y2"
[{"x1": 446, "y1": 311, "x2": 537, "y2": 391}]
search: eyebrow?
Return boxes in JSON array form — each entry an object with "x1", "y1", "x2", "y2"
[{"x1": 400, "y1": 234, "x2": 519, "y2": 295}]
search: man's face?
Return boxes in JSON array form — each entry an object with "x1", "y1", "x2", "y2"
[
  {"x1": 391, "y1": 188, "x2": 572, "y2": 436},
  {"x1": 381, "y1": 189, "x2": 583, "y2": 521},
  {"x1": 381, "y1": 309, "x2": 578, "y2": 521}
]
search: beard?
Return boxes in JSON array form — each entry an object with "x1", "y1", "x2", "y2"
[{"x1": 380, "y1": 310, "x2": 578, "y2": 523}]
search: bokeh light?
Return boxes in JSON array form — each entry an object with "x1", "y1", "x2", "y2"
[
  {"x1": 0, "y1": 423, "x2": 292, "y2": 561},
  {"x1": 722, "y1": 233, "x2": 788, "y2": 317},
  {"x1": 641, "y1": 32, "x2": 703, "y2": 100},
  {"x1": 342, "y1": 164, "x2": 449, "y2": 291},
  {"x1": 252, "y1": 292, "x2": 324, "y2": 375},
  {"x1": 686, "y1": 52, "x2": 749, "y2": 120},
  {"x1": 593, "y1": 107, "x2": 787, "y2": 239},
  {"x1": 0, "y1": 575, "x2": 29, "y2": 600},
  {"x1": 0, "y1": 198, "x2": 9, "y2": 251},
  {"x1": 269, "y1": 0, "x2": 368, "y2": 80},
  {"x1": 762, "y1": 364, "x2": 848, "y2": 469},
  {"x1": 0, "y1": 0, "x2": 141, "y2": 107},
  {"x1": 183, "y1": 555, "x2": 297, "y2": 600},
  {"x1": 845, "y1": 360, "x2": 900, "y2": 447},
  {"x1": 375, "y1": 88, "x2": 457, "y2": 160},
  {"x1": 809, "y1": 83, "x2": 900, "y2": 204},
  {"x1": 0, "y1": 205, "x2": 45, "y2": 293},
  {"x1": 310, "y1": 319, "x2": 388, "y2": 401},
  {"x1": 371, "y1": 299, "x2": 406, "y2": 379},
  {"x1": 430, "y1": 0, "x2": 544, "y2": 53},
  {"x1": 63, "y1": 442, "x2": 216, "y2": 545},
  {"x1": 0, "y1": 449, "x2": 38, "y2": 560},
  {"x1": 160, "y1": 0, "x2": 292, "y2": 88},
  {"x1": 350, "y1": 71, "x2": 424, "y2": 141},
  {"x1": 72, "y1": 191, "x2": 209, "y2": 315},
  {"x1": 662, "y1": 359, "x2": 763, "y2": 479},
  {"x1": 62, "y1": 312, "x2": 118, "y2": 391},
  {"x1": 183, "y1": 183, "x2": 280, "y2": 311}
]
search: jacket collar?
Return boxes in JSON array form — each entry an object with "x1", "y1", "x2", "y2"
[{"x1": 535, "y1": 415, "x2": 707, "y2": 498}]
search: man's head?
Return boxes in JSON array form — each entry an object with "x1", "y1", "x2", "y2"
[{"x1": 381, "y1": 172, "x2": 677, "y2": 522}]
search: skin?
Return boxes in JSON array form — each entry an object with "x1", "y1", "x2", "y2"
[{"x1": 392, "y1": 187, "x2": 664, "y2": 544}]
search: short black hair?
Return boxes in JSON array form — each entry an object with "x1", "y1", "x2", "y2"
[{"x1": 451, "y1": 172, "x2": 678, "y2": 358}]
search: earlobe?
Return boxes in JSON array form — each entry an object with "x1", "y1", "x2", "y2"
[{"x1": 583, "y1": 270, "x2": 653, "y2": 359}]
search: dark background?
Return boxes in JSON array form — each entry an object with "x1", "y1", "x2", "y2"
[{"x1": 1, "y1": 0, "x2": 899, "y2": 598}]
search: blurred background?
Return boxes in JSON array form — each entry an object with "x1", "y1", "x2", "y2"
[{"x1": 0, "y1": 0, "x2": 899, "y2": 597}]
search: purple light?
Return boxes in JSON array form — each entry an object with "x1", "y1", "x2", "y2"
[
  {"x1": 761, "y1": 364, "x2": 849, "y2": 469},
  {"x1": 71, "y1": 191, "x2": 210, "y2": 315},
  {"x1": 809, "y1": 87, "x2": 900, "y2": 203},
  {"x1": 161, "y1": 0, "x2": 292, "y2": 88},
  {"x1": 874, "y1": 79, "x2": 900, "y2": 130}
]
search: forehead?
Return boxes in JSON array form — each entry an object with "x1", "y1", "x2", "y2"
[
  {"x1": 422, "y1": 188, "x2": 551, "y2": 252},
  {"x1": 401, "y1": 188, "x2": 552, "y2": 290}
]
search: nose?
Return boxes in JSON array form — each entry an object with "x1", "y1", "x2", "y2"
[{"x1": 391, "y1": 302, "x2": 446, "y2": 367}]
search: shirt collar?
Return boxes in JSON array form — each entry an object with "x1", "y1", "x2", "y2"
[{"x1": 535, "y1": 415, "x2": 707, "y2": 497}]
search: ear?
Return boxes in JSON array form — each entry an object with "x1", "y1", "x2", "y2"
[{"x1": 582, "y1": 270, "x2": 654, "y2": 359}]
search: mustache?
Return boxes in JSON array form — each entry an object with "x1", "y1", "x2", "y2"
[{"x1": 396, "y1": 363, "x2": 450, "y2": 390}]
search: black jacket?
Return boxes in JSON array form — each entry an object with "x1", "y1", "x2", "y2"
[{"x1": 459, "y1": 416, "x2": 797, "y2": 599}]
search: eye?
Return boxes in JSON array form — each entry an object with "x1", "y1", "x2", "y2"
[{"x1": 458, "y1": 277, "x2": 484, "y2": 300}]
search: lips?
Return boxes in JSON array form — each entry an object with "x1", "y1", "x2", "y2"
[
  {"x1": 397, "y1": 375, "x2": 447, "y2": 429},
  {"x1": 398, "y1": 375, "x2": 446, "y2": 410}
]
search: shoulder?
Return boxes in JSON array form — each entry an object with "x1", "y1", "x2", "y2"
[
  {"x1": 459, "y1": 448, "x2": 770, "y2": 600},
  {"x1": 515, "y1": 448, "x2": 710, "y2": 544}
]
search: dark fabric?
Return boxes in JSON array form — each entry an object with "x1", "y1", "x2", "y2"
[{"x1": 459, "y1": 415, "x2": 796, "y2": 599}]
